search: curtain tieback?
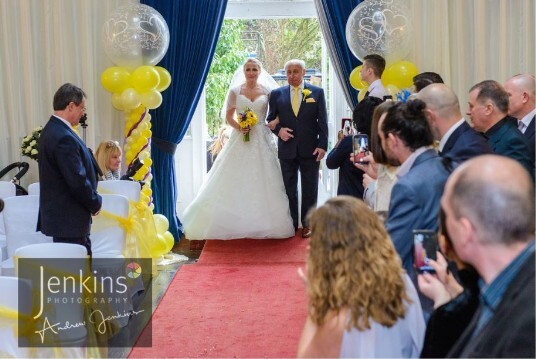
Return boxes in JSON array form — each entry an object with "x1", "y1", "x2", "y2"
[{"x1": 152, "y1": 136, "x2": 178, "y2": 155}]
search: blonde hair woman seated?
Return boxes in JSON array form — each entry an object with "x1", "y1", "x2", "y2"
[
  {"x1": 95, "y1": 140, "x2": 122, "y2": 181},
  {"x1": 297, "y1": 196, "x2": 425, "y2": 358}
]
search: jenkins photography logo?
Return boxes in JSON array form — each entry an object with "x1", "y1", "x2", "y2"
[{"x1": 17, "y1": 258, "x2": 152, "y2": 348}]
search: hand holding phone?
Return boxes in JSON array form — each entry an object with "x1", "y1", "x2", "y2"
[
  {"x1": 413, "y1": 229, "x2": 438, "y2": 273},
  {"x1": 353, "y1": 134, "x2": 369, "y2": 165}
]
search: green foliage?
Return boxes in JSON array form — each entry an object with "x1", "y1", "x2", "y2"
[{"x1": 206, "y1": 21, "x2": 247, "y2": 137}]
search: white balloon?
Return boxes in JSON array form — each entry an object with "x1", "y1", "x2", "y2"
[
  {"x1": 102, "y1": 4, "x2": 170, "y2": 69},
  {"x1": 346, "y1": 0, "x2": 412, "y2": 63}
]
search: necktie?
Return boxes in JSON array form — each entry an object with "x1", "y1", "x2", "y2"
[
  {"x1": 518, "y1": 120, "x2": 526, "y2": 133},
  {"x1": 292, "y1": 87, "x2": 300, "y2": 116}
]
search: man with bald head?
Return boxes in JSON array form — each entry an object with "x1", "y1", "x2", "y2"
[
  {"x1": 442, "y1": 155, "x2": 535, "y2": 358},
  {"x1": 418, "y1": 84, "x2": 491, "y2": 164},
  {"x1": 504, "y1": 74, "x2": 535, "y2": 165},
  {"x1": 467, "y1": 80, "x2": 533, "y2": 177}
]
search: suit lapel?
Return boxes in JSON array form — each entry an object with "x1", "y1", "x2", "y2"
[
  {"x1": 443, "y1": 122, "x2": 467, "y2": 154},
  {"x1": 525, "y1": 115, "x2": 535, "y2": 140}
]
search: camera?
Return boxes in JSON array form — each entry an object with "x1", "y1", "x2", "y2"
[
  {"x1": 79, "y1": 113, "x2": 88, "y2": 126},
  {"x1": 121, "y1": 158, "x2": 144, "y2": 179}
]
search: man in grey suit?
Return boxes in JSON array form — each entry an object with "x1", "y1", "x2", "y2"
[
  {"x1": 467, "y1": 80, "x2": 533, "y2": 178},
  {"x1": 37, "y1": 83, "x2": 102, "y2": 255},
  {"x1": 503, "y1": 74, "x2": 535, "y2": 166},
  {"x1": 443, "y1": 155, "x2": 534, "y2": 358},
  {"x1": 379, "y1": 99, "x2": 450, "y2": 275},
  {"x1": 418, "y1": 83, "x2": 492, "y2": 165}
]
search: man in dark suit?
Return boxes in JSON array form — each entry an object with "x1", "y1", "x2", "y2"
[
  {"x1": 504, "y1": 74, "x2": 535, "y2": 166},
  {"x1": 266, "y1": 59, "x2": 328, "y2": 238},
  {"x1": 467, "y1": 80, "x2": 534, "y2": 178},
  {"x1": 418, "y1": 83, "x2": 492, "y2": 164},
  {"x1": 37, "y1": 83, "x2": 102, "y2": 255},
  {"x1": 442, "y1": 155, "x2": 535, "y2": 358}
]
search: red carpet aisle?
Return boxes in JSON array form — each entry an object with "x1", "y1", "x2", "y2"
[{"x1": 129, "y1": 236, "x2": 309, "y2": 358}]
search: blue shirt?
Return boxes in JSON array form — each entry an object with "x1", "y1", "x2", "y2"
[{"x1": 472, "y1": 240, "x2": 535, "y2": 336}]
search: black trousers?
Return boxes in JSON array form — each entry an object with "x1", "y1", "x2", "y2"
[
  {"x1": 280, "y1": 157, "x2": 319, "y2": 229},
  {"x1": 53, "y1": 235, "x2": 92, "y2": 256}
]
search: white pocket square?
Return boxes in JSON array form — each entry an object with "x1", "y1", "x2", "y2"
[{"x1": 305, "y1": 98, "x2": 316, "y2": 103}]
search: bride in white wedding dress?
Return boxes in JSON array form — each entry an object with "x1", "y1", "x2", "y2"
[{"x1": 182, "y1": 58, "x2": 295, "y2": 240}]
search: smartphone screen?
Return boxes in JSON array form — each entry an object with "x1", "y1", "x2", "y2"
[
  {"x1": 353, "y1": 134, "x2": 369, "y2": 164},
  {"x1": 413, "y1": 229, "x2": 438, "y2": 273}
]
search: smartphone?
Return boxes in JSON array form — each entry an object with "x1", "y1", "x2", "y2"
[
  {"x1": 413, "y1": 229, "x2": 438, "y2": 273},
  {"x1": 341, "y1": 118, "x2": 353, "y2": 136},
  {"x1": 352, "y1": 134, "x2": 369, "y2": 164}
]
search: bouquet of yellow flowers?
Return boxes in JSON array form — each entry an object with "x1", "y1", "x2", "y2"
[
  {"x1": 20, "y1": 126, "x2": 42, "y2": 161},
  {"x1": 237, "y1": 107, "x2": 258, "y2": 142}
]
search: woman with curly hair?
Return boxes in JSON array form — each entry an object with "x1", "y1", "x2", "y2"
[{"x1": 297, "y1": 196, "x2": 425, "y2": 358}]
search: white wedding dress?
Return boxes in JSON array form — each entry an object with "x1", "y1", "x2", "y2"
[{"x1": 182, "y1": 86, "x2": 295, "y2": 240}]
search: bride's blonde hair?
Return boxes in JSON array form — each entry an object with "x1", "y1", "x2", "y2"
[{"x1": 243, "y1": 58, "x2": 262, "y2": 71}]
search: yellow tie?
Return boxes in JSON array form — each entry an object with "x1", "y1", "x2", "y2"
[{"x1": 292, "y1": 87, "x2": 300, "y2": 116}]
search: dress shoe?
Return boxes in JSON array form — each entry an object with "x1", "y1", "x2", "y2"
[{"x1": 302, "y1": 227, "x2": 312, "y2": 238}]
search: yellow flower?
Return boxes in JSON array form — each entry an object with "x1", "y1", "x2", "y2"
[{"x1": 302, "y1": 88, "x2": 312, "y2": 99}]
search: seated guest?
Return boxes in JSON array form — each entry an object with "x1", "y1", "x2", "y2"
[
  {"x1": 503, "y1": 74, "x2": 535, "y2": 167},
  {"x1": 418, "y1": 208, "x2": 480, "y2": 358},
  {"x1": 412, "y1": 72, "x2": 444, "y2": 93},
  {"x1": 418, "y1": 83, "x2": 492, "y2": 164},
  {"x1": 207, "y1": 125, "x2": 231, "y2": 172},
  {"x1": 297, "y1": 196, "x2": 425, "y2": 358},
  {"x1": 467, "y1": 80, "x2": 534, "y2": 178},
  {"x1": 355, "y1": 101, "x2": 398, "y2": 213},
  {"x1": 327, "y1": 99, "x2": 381, "y2": 198},
  {"x1": 440, "y1": 155, "x2": 535, "y2": 358},
  {"x1": 95, "y1": 140, "x2": 122, "y2": 180}
]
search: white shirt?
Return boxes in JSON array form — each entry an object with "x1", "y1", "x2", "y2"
[
  {"x1": 367, "y1": 79, "x2": 388, "y2": 100},
  {"x1": 396, "y1": 146, "x2": 431, "y2": 179},
  {"x1": 439, "y1": 118, "x2": 466, "y2": 152},
  {"x1": 518, "y1": 109, "x2": 535, "y2": 134}
]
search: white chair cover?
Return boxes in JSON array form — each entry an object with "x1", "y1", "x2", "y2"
[
  {"x1": 14, "y1": 243, "x2": 88, "y2": 355},
  {"x1": 91, "y1": 194, "x2": 129, "y2": 258},
  {"x1": 97, "y1": 180, "x2": 141, "y2": 202},
  {"x1": 27, "y1": 182, "x2": 40, "y2": 195},
  {"x1": 1, "y1": 195, "x2": 52, "y2": 276},
  {"x1": 0, "y1": 181, "x2": 16, "y2": 261},
  {"x1": 0, "y1": 276, "x2": 32, "y2": 358},
  {"x1": 91, "y1": 193, "x2": 133, "y2": 329}
]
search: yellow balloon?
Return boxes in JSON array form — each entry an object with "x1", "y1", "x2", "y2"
[
  {"x1": 111, "y1": 93, "x2": 124, "y2": 111},
  {"x1": 349, "y1": 65, "x2": 367, "y2": 90},
  {"x1": 382, "y1": 61, "x2": 419, "y2": 90},
  {"x1": 101, "y1": 67, "x2": 131, "y2": 93},
  {"x1": 144, "y1": 158, "x2": 153, "y2": 167},
  {"x1": 357, "y1": 87, "x2": 369, "y2": 102},
  {"x1": 141, "y1": 187, "x2": 152, "y2": 197},
  {"x1": 125, "y1": 150, "x2": 134, "y2": 163},
  {"x1": 151, "y1": 233, "x2": 167, "y2": 257},
  {"x1": 142, "y1": 129, "x2": 152, "y2": 139},
  {"x1": 162, "y1": 231, "x2": 174, "y2": 252},
  {"x1": 121, "y1": 88, "x2": 141, "y2": 110},
  {"x1": 131, "y1": 66, "x2": 160, "y2": 93},
  {"x1": 153, "y1": 214, "x2": 169, "y2": 234},
  {"x1": 155, "y1": 66, "x2": 172, "y2": 92},
  {"x1": 141, "y1": 89, "x2": 163, "y2": 110}
]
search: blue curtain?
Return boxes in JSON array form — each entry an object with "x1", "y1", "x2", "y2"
[
  {"x1": 140, "y1": 0, "x2": 228, "y2": 242},
  {"x1": 314, "y1": 0, "x2": 363, "y2": 109}
]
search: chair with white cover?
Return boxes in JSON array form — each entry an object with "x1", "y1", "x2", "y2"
[
  {"x1": 0, "y1": 276, "x2": 32, "y2": 358},
  {"x1": 97, "y1": 180, "x2": 141, "y2": 202},
  {"x1": 91, "y1": 193, "x2": 133, "y2": 329},
  {"x1": 91, "y1": 193, "x2": 129, "y2": 258},
  {"x1": 1, "y1": 195, "x2": 52, "y2": 276},
  {"x1": 14, "y1": 243, "x2": 88, "y2": 356},
  {"x1": 27, "y1": 182, "x2": 40, "y2": 195},
  {"x1": 0, "y1": 181, "x2": 16, "y2": 261}
]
